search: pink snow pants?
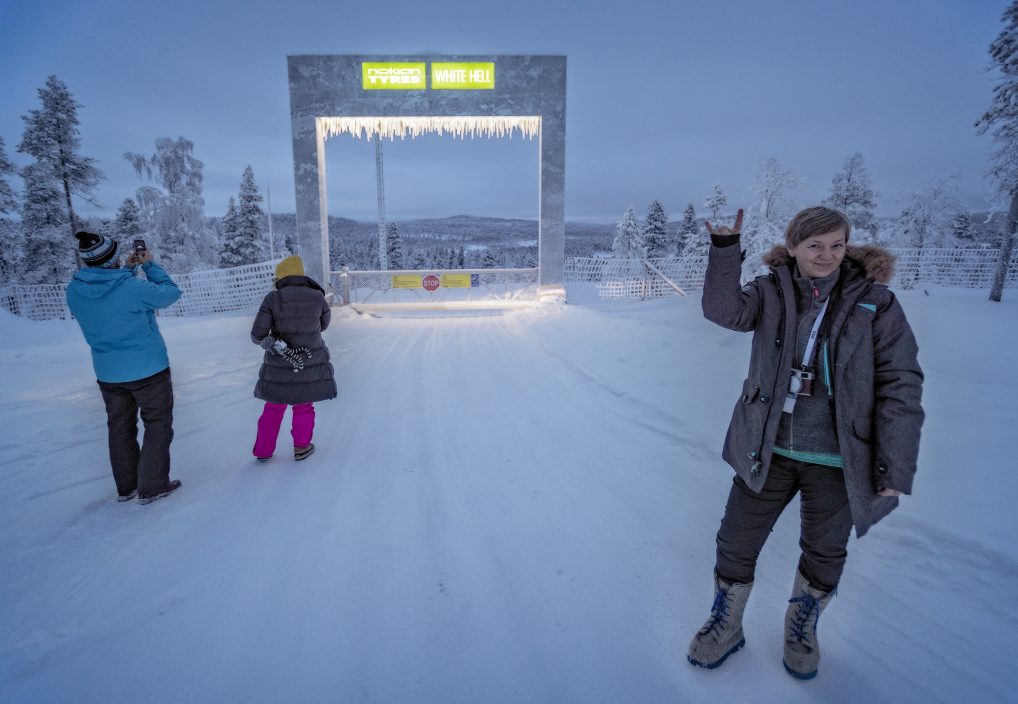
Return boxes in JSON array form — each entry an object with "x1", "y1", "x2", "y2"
[{"x1": 253, "y1": 402, "x2": 315, "y2": 458}]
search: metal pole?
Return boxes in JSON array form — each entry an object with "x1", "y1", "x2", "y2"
[
  {"x1": 267, "y1": 184, "x2": 275, "y2": 259},
  {"x1": 376, "y1": 137, "x2": 388, "y2": 270}
]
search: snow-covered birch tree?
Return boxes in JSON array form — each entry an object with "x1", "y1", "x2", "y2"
[
  {"x1": 752, "y1": 156, "x2": 801, "y2": 224},
  {"x1": 824, "y1": 152, "x2": 878, "y2": 240},
  {"x1": 976, "y1": 0, "x2": 1018, "y2": 301},
  {"x1": 124, "y1": 137, "x2": 210, "y2": 272},
  {"x1": 17, "y1": 75, "x2": 104, "y2": 240},
  {"x1": 704, "y1": 185, "x2": 728, "y2": 222}
]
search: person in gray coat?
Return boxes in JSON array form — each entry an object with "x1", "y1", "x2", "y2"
[
  {"x1": 686, "y1": 207, "x2": 924, "y2": 679},
  {"x1": 250, "y1": 255, "x2": 337, "y2": 462}
]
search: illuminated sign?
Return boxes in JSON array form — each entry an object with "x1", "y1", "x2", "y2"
[
  {"x1": 362, "y1": 62, "x2": 426, "y2": 90},
  {"x1": 431, "y1": 62, "x2": 495, "y2": 90}
]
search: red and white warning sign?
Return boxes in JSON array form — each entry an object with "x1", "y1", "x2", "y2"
[{"x1": 422, "y1": 274, "x2": 441, "y2": 292}]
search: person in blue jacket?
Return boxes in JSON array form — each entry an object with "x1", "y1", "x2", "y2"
[{"x1": 66, "y1": 231, "x2": 183, "y2": 505}]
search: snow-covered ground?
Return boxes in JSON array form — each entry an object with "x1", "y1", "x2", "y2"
[{"x1": 1, "y1": 288, "x2": 1016, "y2": 703}]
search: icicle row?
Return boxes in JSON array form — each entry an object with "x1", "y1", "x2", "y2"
[{"x1": 318, "y1": 116, "x2": 540, "y2": 141}]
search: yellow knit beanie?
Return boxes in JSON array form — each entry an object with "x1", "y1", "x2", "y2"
[{"x1": 275, "y1": 255, "x2": 304, "y2": 281}]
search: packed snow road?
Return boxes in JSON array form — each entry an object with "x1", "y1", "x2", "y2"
[{"x1": 1, "y1": 294, "x2": 1016, "y2": 703}]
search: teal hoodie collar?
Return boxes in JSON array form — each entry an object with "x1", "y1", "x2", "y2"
[{"x1": 71, "y1": 266, "x2": 133, "y2": 298}]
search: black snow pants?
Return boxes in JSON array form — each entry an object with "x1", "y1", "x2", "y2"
[
  {"x1": 714, "y1": 453, "x2": 853, "y2": 593},
  {"x1": 97, "y1": 368, "x2": 174, "y2": 497}
]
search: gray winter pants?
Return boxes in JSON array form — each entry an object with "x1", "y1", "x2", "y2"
[
  {"x1": 97, "y1": 368, "x2": 174, "y2": 497},
  {"x1": 715, "y1": 453, "x2": 853, "y2": 593}
]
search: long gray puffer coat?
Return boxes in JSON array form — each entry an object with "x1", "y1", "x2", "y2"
[
  {"x1": 703, "y1": 241, "x2": 924, "y2": 537},
  {"x1": 250, "y1": 275, "x2": 338, "y2": 405}
]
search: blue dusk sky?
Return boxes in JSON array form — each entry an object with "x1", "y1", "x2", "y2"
[{"x1": 0, "y1": 0, "x2": 1004, "y2": 224}]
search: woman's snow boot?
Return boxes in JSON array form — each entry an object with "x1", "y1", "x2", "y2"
[
  {"x1": 783, "y1": 569, "x2": 835, "y2": 679},
  {"x1": 687, "y1": 574, "x2": 753, "y2": 669}
]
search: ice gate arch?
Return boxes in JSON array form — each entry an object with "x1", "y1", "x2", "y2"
[{"x1": 286, "y1": 54, "x2": 566, "y2": 300}]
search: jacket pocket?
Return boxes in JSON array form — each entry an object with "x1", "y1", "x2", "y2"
[
  {"x1": 851, "y1": 418, "x2": 873, "y2": 443},
  {"x1": 741, "y1": 379, "x2": 760, "y2": 404}
]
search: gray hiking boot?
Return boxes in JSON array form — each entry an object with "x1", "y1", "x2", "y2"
[
  {"x1": 783, "y1": 569, "x2": 835, "y2": 679},
  {"x1": 688, "y1": 574, "x2": 753, "y2": 669}
]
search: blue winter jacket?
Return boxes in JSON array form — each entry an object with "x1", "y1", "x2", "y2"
[{"x1": 66, "y1": 262, "x2": 182, "y2": 383}]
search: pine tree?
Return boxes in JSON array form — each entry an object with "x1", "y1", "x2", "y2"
[
  {"x1": 482, "y1": 249, "x2": 498, "y2": 268},
  {"x1": 386, "y1": 222, "x2": 404, "y2": 269},
  {"x1": 676, "y1": 204, "x2": 699, "y2": 257},
  {"x1": 951, "y1": 212, "x2": 976, "y2": 245},
  {"x1": 19, "y1": 162, "x2": 74, "y2": 283},
  {"x1": 643, "y1": 200, "x2": 669, "y2": 258},
  {"x1": 112, "y1": 198, "x2": 143, "y2": 243},
  {"x1": 612, "y1": 206, "x2": 645, "y2": 259},
  {"x1": 0, "y1": 138, "x2": 18, "y2": 283},
  {"x1": 234, "y1": 165, "x2": 265, "y2": 264},
  {"x1": 17, "y1": 75, "x2": 104, "y2": 239},
  {"x1": 824, "y1": 152, "x2": 877, "y2": 239},
  {"x1": 457, "y1": 246, "x2": 465, "y2": 268},
  {"x1": 0, "y1": 137, "x2": 16, "y2": 217},
  {"x1": 411, "y1": 248, "x2": 427, "y2": 269},
  {"x1": 219, "y1": 197, "x2": 257, "y2": 268},
  {"x1": 976, "y1": 0, "x2": 1018, "y2": 301},
  {"x1": 704, "y1": 184, "x2": 728, "y2": 222},
  {"x1": 124, "y1": 137, "x2": 209, "y2": 272}
]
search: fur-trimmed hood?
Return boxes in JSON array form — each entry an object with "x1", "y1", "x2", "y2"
[{"x1": 760, "y1": 244, "x2": 896, "y2": 285}]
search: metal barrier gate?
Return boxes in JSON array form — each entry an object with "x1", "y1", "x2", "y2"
[{"x1": 332, "y1": 267, "x2": 540, "y2": 311}]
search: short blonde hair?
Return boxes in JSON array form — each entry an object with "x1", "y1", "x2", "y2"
[{"x1": 784, "y1": 207, "x2": 851, "y2": 249}]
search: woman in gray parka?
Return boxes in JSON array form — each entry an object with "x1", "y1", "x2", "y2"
[
  {"x1": 687, "y1": 207, "x2": 924, "y2": 679},
  {"x1": 250, "y1": 255, "x2": 337, "y2": 462}
]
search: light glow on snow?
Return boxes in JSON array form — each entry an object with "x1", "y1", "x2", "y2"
[{"x1": 318, "y1": 116, "x2": 541, "y2": 141}]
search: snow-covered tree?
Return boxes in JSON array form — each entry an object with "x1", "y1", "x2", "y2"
[
  {"x1": 676, "y1": 203, "x2": 699, "y2": 257},
  {"x1": 457, "y1": 246, "x2": 465, "y2": 268},
  {"x1": 219, "y1": 197, "x2": 258, "y2": 268},
  {"x1": 643, "y1": 200, "x2": 669, "y2": 258},
  {"x1": 976, "y1": 0, "x2": 1018, "y2": 301},
  {"x1": 386, "y1": 222, "x2": 404, "y2": 269},
  {"x1": 481, "y1": 249, "x2": 498, "y2": 268},
  {"x1": 112, "y1": 198, "x2": 143, "y2": 243},
  {"x1": 0, "y1": 138, "x2": 18, "y2": 283},
  {"x1": 0, "y1": 137, "x2": 16, "y2": 218},
  {"x1": 612, "y1": 206, "x2": 645, "y2": 259},
  {"x1": 17, "y1": 75, "x2": 104, "y2": 239},
  {"x1": 824, "y1": 152, "x2": 877, "y2": 240},
  {"x1": 411, "y1": 248, "x2": 427, "y2": 269},
  {"x1": 124, "y1": 137, "x2": 210, "y2": 272},
  {"x1": 737, "y1": 213, "x2": 784, "y2": 281},
  {"x1": 19, "y1": 162, "x2": 74, "y2": 283},
  {"x1": 234, "y1": 165, "x2": 265, "y2": 264},
  {"x1": 742, "y1": 157, "x2": 801, "y2": 279},
  {"x1": 751, "y1": 156, "x2": 801, "y2": 224},
  {"x1": 951, "y1": 212, "x2": 977, "y2": 246},
  {"x1": 892, "y1": 176, "x2": 963, "y2": 288},
  {"x1": 704, "y1": 184, "x2": 728, "y2": 222}
]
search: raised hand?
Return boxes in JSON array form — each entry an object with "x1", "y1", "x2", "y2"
[{"x1": 704, "y1": 208, "x2": 744, "y2": 237}]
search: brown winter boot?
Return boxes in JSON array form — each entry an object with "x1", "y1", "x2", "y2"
[
  {"x1": 783, "y1": 569, "x2": 835, "y2": 679},
  {"x1": 687, "y1": 574, "x2": 753, "y2": 669}
]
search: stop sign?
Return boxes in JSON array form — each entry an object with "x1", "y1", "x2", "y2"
[{"x1": 422, "y1": 274, "x2": 440, "y2": 291}]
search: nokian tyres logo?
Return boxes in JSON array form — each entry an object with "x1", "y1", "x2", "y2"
[{"x1": 362, "y1": 63, "x2": 426, "y2": 90}]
